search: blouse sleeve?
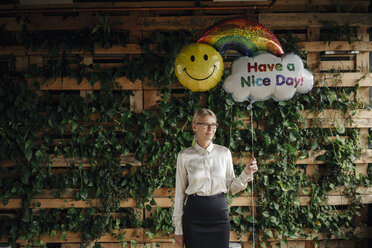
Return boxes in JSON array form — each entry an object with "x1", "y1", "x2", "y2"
[
  {"x1": 172, "y1": 152, "x2": 187, "y2": 235},
  {"x1": 226, "y1": 149, "x2": 253, "y2": 195}
]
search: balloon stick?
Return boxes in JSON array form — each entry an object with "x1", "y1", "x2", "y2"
[{"x1": 248, "y1": 101, "x2": 255, "y2": 247}]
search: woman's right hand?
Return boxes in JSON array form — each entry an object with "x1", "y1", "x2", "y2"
[{"x1": 175, "y1": 235, "x2": 184, "y2": 247}]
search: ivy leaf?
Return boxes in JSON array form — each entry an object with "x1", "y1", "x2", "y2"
[
  {"x1": 287, "y1": 143, "x2": 294, "y2": 153},
  {"x1": 336, "y1": 122, "x2": 345, "y2": 134},
  {"x1": 269, "y1": 216, "x2": 279, "y2": 225},
  {"x1": 265, "y1": 229, "x2": 274, "y2": 238},
  {"x1": 302, "y1": 188, "x2": 309, "y2": 195},
  {"x1": 235, "y1": 207, "x2": 244, "y2": 215},
  {"x1": 233, "y1": 216, "x2": 241, "y2": 225},
  {"x1": 245, "y1": 215, "x2": 255, "y2": 223},
  {"x1": 278, "y1": 181, "x2": 293, "y2": 192},
  {"x1": 24, "y1": 139, "x2": 34, "y2": 161}
]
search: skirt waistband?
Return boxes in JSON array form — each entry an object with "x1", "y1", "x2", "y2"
[{"x1": 188, "y1": 192, "x2": 225, "y2": 199}]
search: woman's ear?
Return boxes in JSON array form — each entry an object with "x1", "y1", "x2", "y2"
[{"x1": 192, "y1": 123, "x2": 197, "y2": 132}]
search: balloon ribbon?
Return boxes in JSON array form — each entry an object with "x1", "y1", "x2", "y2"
[{"x1": 248, "y1": 101, "x2": 255, "y2": 248}]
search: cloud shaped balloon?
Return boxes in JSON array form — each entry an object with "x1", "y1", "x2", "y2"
[{"x1": 223, "y1": 52, "x2": 314, "y2": 102}]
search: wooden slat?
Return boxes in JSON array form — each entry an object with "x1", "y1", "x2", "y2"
[
  {"x1": 0, "y1": 0, "x2": 368, "y2": 11},
  {"x1": 301, "y1": 109, "x2": 372, "y2": 119},
  {"x1": 2, "y1": 186, "x2": 370, "y2": 209},
  {"x1": 15, "y1": 56, "x2": 28, "y2": 73},
  {"x1": 301, "y1": 41, "x2": 372, "y2": 52},
  {"x1": 296, "y1": 149, "x2": 372, "y2": 164},
  {"x1": 1, "y1": 154, "x2": 141, "y2": 168},
  {"x1": 2, "y1": 13, "x2": 372, "y2": 33},
  {"x1": 16, "y1": 228, "x2": 142, "y2": 245},
  {"x1": 143, "y1": 89, "x2": 161, "y2": 110},
  {"x1": 233, "y1": 148, "x2": 372, "y2": 165},
  {"x1": 314, "y1": 72, "x2": 372, "y2": 87},
  {"x1": 10, "y1": 226, "x2": 372, "y2": 246},
  {"x1": 1, "y1": 14, "x2": 140, "y2": 32},
  {"x1": 301, "y1": 109, "x2": 372, "y2": 128},
  {"x1": 259, "y1": 13, "x2": 372, "y2": 27},
  {"x1": 0, "y1": 198, "x2": 137, "y2": 209},
  {"x1": 141, "y1": 15, "x2": 236, "y2": 31},
  {"x1": 137, "y1": 243, "x2": 176, "y2": 248},
  {"x1": 3, "y1": 42, "x2": 369, "y2": 58},
  {"x1": 320, "y1": 60, "x2": 355, "y2": 71},
  {"x1": 130, "y1": 90, "x2": 144, "y2": 113},
  {"x1": 239, "y1": 109, "x2": 372, "y2": 129},
  {"x1": 29, "y1": 77, "x2": 142, "y2": 91},
  {"x1": 2, "y1": 147, "x2": 371, "y2": 168},
  {"x1": 143, "y1": 226, "x2": 371, "y2": 243},
  {"x1": 0, "y1": 44, "x2": 142, "y2": 56}
]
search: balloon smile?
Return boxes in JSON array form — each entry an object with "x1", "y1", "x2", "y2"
[{"x1": 184, "y1": 65, "x2": 216, "y2": 81}]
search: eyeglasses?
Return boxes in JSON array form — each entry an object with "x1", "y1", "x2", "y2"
[{"x1": 196, "y1": 122, "x2": 218, "y2": 129}]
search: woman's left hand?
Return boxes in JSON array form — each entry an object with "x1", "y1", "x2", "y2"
[{"x1": 244, "y1": 158, "x2": 258, "y2": 176}]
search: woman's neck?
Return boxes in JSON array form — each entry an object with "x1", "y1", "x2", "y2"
[{"x1": 197, "y1": 140, "x2": 211, "y2": 149}]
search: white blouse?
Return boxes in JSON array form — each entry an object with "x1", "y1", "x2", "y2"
[{"x1": 172, "y1": 142, "x2": 253, "y2": 235}]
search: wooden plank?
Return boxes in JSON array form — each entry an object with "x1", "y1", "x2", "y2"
[
  {"x1": 1, "y1": 14, "x2": 140, "y2": 32},
  {"x1": 302, "y1": 115, "x2": 372, "y2": 128},
  {"x1": 301, "y1": 41, "x2": 372, "y2": 52},
  {"x1": 130, "y1": 90, "x2": 143, "y2": 113},
  {"x1": 239, "y1": 109, "x2": 372, "y2": 129},
  {"x1": 137, "y1": 244, "x2": 176, "y2": 248},
  {"x1": 143, "y1": 89, "x2": 161, "y2": 110},
  {"x1": 233, "y1": 148, "x2": 372, "y2": 165},
  {"x1": 3, "y1": 186, "x2": 370, "y2": 209},
  {"x1": 141, "y1": 226, "x2": 371, "y2": 244},
  {"x1": 29, "y1": 76, "x2": 142, "y2": 90},
  {"x1": 141, "y1": 15, "x2": 235, "y2": 31},
  {"x1": 268, "y1": 241, "x2": 305, "y2": 248},
  {"x1": 15, "y1": 56, "x2": 28, "y2": 73},
  {"x1": 1, "y1": 154, "x2": 141, "y2": 168},
  {"x1": 296, "y1": 149, "x2": 372, "y2": 164},
  {"x1": 320, "y1": 60, "x2": 355, "y2": 72},
  {"x1": 0, "y1": 44, "x2": 142, "y2": 56},
  {"x1": 16, "y1": 228, "x2": 142, "y2": 245},
  {"x1": 2, "y1": 147, "x2": 371, "y2": 168},
  {"x1": 301, "y1": 109, "x2": 372, "y2": 119},
  {"x1": 259, "y1": 13, "x2": 372, "y2": 28},
  {"x1": 356, "y1": 163, "x2": 369, "y2": 177},
  {"x1": 307, "y1": 53, "x2": 320, "y2": 73},
  {"x1": 3, "y1": 12, "x2": 371, "y2": 33},
  {"x1": 300, "y1": 109, "x2": 372, "y2": 128},
  {"x1": 319, "y1": 240, "x2": 355, "y2": 248},
  {"x1": 0, "y1": 199, "x2": 22, "y2": 209},
  {"x1": 314, "y1": 72, "x2": 372, "y2": 87},
  {"x1": 0, "y1": 0, "x2": 368, "y2": 11}
]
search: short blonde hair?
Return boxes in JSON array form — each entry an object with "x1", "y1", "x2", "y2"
[{"x1": 192, "y1": 108, "x2": 217, "y2": 124}]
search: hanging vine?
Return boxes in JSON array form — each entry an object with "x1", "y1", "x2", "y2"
[{"x1": 0, "y1": 13, "x2": 369, "y2": 248}]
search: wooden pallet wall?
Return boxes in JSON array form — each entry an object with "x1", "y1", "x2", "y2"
[{"x1": 1, "y1": 1, "x2": 372, "y2": 248}]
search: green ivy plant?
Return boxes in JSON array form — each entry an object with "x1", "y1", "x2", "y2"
[{"x1": 0, "y1": 16, "x2": 369, "y2": 248}]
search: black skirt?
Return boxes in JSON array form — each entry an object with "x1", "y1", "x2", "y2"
[{"x1": 182, "y1": 193, "x2": 230, "y2": 248}]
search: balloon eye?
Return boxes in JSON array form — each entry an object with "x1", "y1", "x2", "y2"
[
  {"x1": 191, "y1": 55, "x2": 195, "y2": 62},
  {"x1": 204, "y1": 54, "x2": 208, "y2": 61}
]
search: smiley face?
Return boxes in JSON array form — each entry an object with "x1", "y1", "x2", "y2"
[{"x1": 175, "y1": 43, "x2": 224, "y2": 92}]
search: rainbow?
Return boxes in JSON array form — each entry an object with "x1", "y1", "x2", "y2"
[{"x1": 198, "y1": 18, "x2": 284, "y2": 57}]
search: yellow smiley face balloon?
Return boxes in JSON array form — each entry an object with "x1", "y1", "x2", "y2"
[{"x1": 175, "y1": 43, "x2": 224, "y2": 92}]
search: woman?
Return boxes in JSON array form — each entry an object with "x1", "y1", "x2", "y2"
[{"x1": 172, "y1": 108, "x2": 258, "y2": 248}]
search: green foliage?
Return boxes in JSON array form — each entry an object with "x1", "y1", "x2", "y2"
[
  {"x1": 319, "y1": 21, "x2": 360, "y2": 44},
  {"x1": 0, "y1": 16, "x2": 367, "y2": 248}
]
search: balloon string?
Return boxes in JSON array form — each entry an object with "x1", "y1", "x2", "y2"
[{"x1": 248, "y1": 102, "x2": 255, "y2": 248}]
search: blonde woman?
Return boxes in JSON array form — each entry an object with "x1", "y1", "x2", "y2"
[{"x1": 172, "y1": 108, "x2": 258, "y2": 248}]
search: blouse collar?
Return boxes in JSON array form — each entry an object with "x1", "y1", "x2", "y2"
[{"x1": 194, "y1": 141, "x2": 214, "y2": 155}]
